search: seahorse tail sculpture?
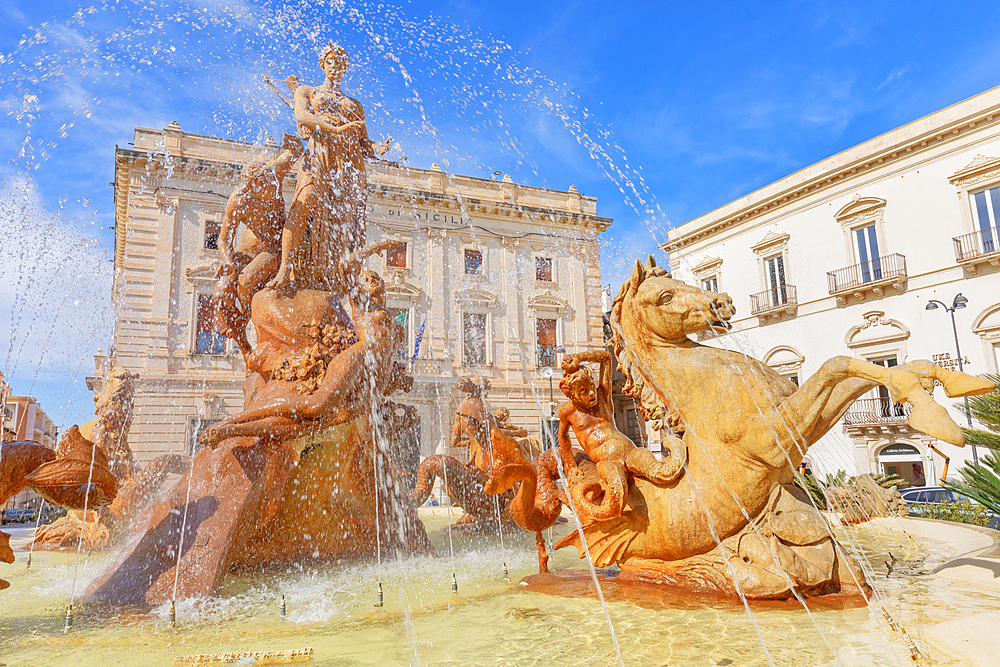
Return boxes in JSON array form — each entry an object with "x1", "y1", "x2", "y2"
[{"x1": 484, "y1": 440, "x2": 565, "y2": 573}]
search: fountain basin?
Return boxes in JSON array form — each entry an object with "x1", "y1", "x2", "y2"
[{"x1": 2, "y1": 516, "x2": 998, "y2": 665}]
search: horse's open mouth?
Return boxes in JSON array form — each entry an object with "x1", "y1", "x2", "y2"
[{"x1": 710, "y1": 320, "x2": 732, "y2": 331}]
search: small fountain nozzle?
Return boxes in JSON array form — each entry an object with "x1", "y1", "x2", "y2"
[
  {"x1": 374, "y1": 581, "x2": 383, "y2": 608},
  {"x1": 881, "y1": 606, "x2": 900, "y2": 632},
  {"x1": 279, "y1": 594, "x2": 287, "y2": 617},
  {"x1": 451, "y1": 573, "x2": 458, "y2": 594},
  {"x1": 168, "y1": 600, "x2": 176, "y2": 628},
  {"x1": 63, "y1": 605, "x2": 73, "y2": 633},
  {"x1": 902, "y1": 629, "x2": 923, "y2": 662},
  {"x1": 502, "y1": 562, "x2": 509, "y2": 582}
]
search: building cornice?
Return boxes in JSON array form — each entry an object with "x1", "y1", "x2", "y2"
[{"x1": 663, "y1": 87, "x2": 1000, "y2": 253}]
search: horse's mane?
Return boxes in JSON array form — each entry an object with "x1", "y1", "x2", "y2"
[{"x1": 610, "y1": 255, "x2": 675, "y2": 432}]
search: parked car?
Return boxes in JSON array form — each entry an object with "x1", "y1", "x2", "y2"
[
  {"x1": 3, "y1": 507, "x2": 36, "y2": 524},
  {"x1": 901, "y1": 486, "x2": 1000, "y2": 529},
  {"x1": 899, "y1": 486, "x2": 956, "y2": 505}
]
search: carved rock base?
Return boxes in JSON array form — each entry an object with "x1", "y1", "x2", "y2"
[{"x1": 615, "y1": 485, "x2": 870, "y2": 599}]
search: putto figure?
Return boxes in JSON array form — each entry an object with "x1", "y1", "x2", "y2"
[
  {"x1": 409, "y1": 377, "x2": 518, "y2": 531},
  {"x1": 557, "y1": 350, "x2": 685, "y2": 522}
]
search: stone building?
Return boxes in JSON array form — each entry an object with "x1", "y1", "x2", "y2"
[
  {"x1": 2, "y1": 395, "x2": 57, "y2": 448},
  {"x1": 94, "y1": 122, "x2": 614, "y2": 471},
  {"x1": 663, "y1": 86, "x2": 1000, "y2": 484},
  {"x1": 0, "y1": 371, "x2": 13, "y2": 442}
]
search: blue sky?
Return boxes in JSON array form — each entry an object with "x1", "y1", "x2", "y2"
[{"x1": 2, "y1": 0, "x2": 1000, "y2": 427}]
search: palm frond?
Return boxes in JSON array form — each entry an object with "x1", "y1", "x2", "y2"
[{"x1": 943, "y1": 448, "x2": 1000, "y2": 515}]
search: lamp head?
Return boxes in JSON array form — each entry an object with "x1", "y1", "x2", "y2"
[
  {"x1": 555, "y1": 346, "x2": 566, "y2": 354},
  {"x1": 925, "y1": 301, "x2": 939, "y2": 311},
  {"x1": 953, "y1": 294, "x2": 968, "y2": 310}
]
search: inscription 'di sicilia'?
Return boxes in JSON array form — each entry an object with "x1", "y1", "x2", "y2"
[{"x1": 367, "y1": 205, "x2": 465, "y2": 224}]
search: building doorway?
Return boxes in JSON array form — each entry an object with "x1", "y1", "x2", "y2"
[{"x1": 878, "y1": 443, "x2": 926, "y2": 486}]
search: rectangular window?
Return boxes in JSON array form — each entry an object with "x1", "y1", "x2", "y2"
[
  {"x1": 854, "y1": 224, "x2": 881, "y2": 283},
  {"x1": 536, "y1": 318, "x2": 557, "y2": 366},
  {"x1": 972, "y1": 186, "x2": 1000, "y2": 254},
  {"x1": 386, "y1": 242, "x2": 407, "y2": 268},
  {"x1": 464, "y1": 249, "x2": 483, "y2": 274},
  {"x1": 765, "y1": 254, "x2": 787, "y2": 306},
  {"x1": 462, "y1": 312, "x2": 487, "y2": 365},
  {"x1": 195, "y1": 294, "x2": 226, "y2": 354},
  {"x1": 204, "y1": 219, "x2": 221, "y2": 251},
  {"x1": 535, "y1": 257, "x2": 553, "y2": 282},
  {"x1": 701, "y1": 276, "x2": 718, "y2": 293},
  {"x1": 785, "y1": 374, "x2": 799, "y2": 387}
]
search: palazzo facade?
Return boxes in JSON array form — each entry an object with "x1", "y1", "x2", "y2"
[
  {"x1": 92, "y1": 122, "x2": 614, "y2": 471},
  {"x1": 664, "y1": 87, "x2": 1000, "y2": 484}
]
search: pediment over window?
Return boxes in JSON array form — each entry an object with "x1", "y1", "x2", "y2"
[
  {"x1": 973, "y1": 303, "x2": 1000, "y2": 341},
  {"x1": 527, "y1": 289, "x2": 569, "y2": 312},
  {"x1": 455, "y1": 287, "x2": 498, "y2": 308},
  {"x1": 845, "y1": 310, "x2": 910, "y2": 348},
  {"x1": 949, "y1": 155, "x2": 1000, "y2": 188},
  {"x1": 751, "y1": 230, "x2": 790, "y2": 256},
  {"x1": 183, "y1": 263, "x2": 220, "y2": 292},
  {"x1": 763, "y1": 345, "x2": 804, "y2": 374},
  {"x1": 835, "y1": 196, "x2": 886, "y2": 227},
  {"x1": 385, "y1": 281, "x2": 422, "y2": 303},
  {"x1": 692, "y1": 256, "x2": 722, "y2": 277}
]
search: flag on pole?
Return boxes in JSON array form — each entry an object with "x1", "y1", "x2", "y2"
[{"x1": 412, "y1": 315, "x2": 427, "y2": 360}]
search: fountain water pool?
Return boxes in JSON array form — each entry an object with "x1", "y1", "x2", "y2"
[{"x1": 2, "y1": 515, "x2": 996, "y2": 666}]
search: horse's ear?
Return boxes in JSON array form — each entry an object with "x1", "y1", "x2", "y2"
[
  {"x1": 645, "y1": 255, "x2": 657, "y2": 271},
  {"x1": 630, "y1": 258, "x2": 645, "y2": 289}
]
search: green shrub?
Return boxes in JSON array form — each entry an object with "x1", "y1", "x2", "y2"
[{"x1": 910, "y1": 499, "x2": 993, "y2": 527}]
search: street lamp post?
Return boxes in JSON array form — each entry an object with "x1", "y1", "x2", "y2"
[
  {"x1": 538, "y1": 345, "x2": 567, "y2": 448},
  {"x1": 925, "y1": 293, "x2": 978, "y2": 464}
]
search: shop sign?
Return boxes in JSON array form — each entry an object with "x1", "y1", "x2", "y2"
[
  {"x1": 932, "y1": 352, "x2": 971, "y2": 370},
  {"x1": 880, "y1": 444, "x2": 919, "y2": 457}
]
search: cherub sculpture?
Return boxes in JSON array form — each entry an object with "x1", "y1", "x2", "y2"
[
  {"x1": 410, "y1": 377, "x2": 518, "y2": 530},
  {"x1": 494, "y1": 407, "x2": 528, "y2": 439},
  {"x1": 557, "y1": 350, "x2": 685, "y2": 522}
]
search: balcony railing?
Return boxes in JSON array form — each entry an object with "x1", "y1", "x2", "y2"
[
  {"x1": 953, "y1": 225, "x2": 1000, "y2": 263},
  {"x1": 749, "y1": 284, "x2": 797, "y2": 315},
  {"x1": 827, "y1": 253, "x2": 906, "y2": 294},
  {"x1": 843, "y1": 397, "x2": 911, "y2": 426}
]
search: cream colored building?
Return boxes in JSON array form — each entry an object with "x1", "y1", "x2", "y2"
[
  {"x1": 93, "y1": 122, "x2": 613, "y2": 472},
  {"x1": 0, "y1": 370, "x2": 13, "y2": 442},
  {"x1": 664, "y1": 86, "x2": 1000, "y2": 485},
  {"x1": 3, "y1": 395, "x2": 57, "y2": 447}
]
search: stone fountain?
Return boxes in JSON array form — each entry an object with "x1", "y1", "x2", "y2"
[
  {"x1": 87, "y1": 42, "x2": 431, "y2": 604},
  {"x1": 3, "y1": 19, "x2": 1000, "y2": 666}
]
